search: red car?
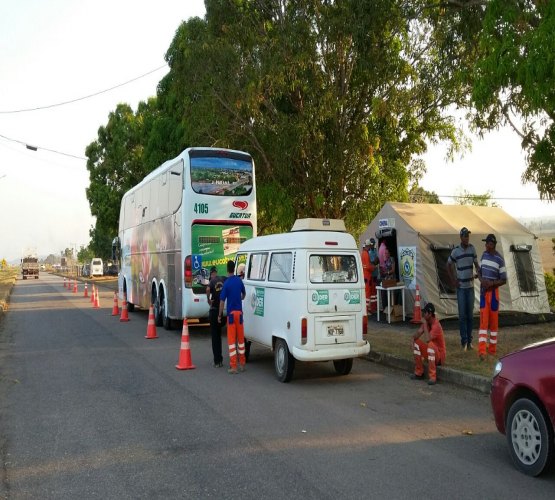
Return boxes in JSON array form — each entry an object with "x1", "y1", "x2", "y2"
[{"x1": 490, "y1": 337, "x2": 555, "y2": 476}]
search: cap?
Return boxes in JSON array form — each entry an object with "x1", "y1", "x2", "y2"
[
  {"x1": 370, "y1": 238, "x2": 376, "y2": 245},
  {"x1": 364, "y1": 239, "x2": 371, "y2": 246},
  {"x1": 482, "y1": 233, "x2": 497, "y2": 244},
  {"x1": 210, "y1": 266, "x2": 218, "y2": 274},
  {"x1": 460, "y1": 227, "x2": 471, "y2": 237},
  {"x1": 422, "y1": 303, "x2": 435, "y2": 315}
]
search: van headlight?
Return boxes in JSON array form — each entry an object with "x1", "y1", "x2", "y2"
[{"x1": 492, "y1": 361, "x2": 502, "y2": 378}]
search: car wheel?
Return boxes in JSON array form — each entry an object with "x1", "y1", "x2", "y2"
[
  {"x1": 274, "y1": 338, "x2": 295, "y2": 383},
  {"x1": 153, "y1": 286, "x2": 162, "y2": 327},
  {"x1": 333, "y1": 358, "x2": 353, "y2": 376},
  {"x1": 506, "y1": 398, "x2": 554, "y2": 476}
]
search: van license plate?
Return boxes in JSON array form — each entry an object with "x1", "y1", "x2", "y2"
[{"x1": 327, "y1": 325, "x2": 344, "y2": 336}]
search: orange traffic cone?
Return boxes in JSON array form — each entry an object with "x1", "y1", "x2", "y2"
[
  {"x1": 83, "y1": 283, "x2": 89, "y2": 298},
  {"x1": 73, "y1": 280, "x2": 77, "y2": 294},
  {"x1": 176, "y1": 318, "x2": 195, "y2": 370},
  {"x1": 111, "y1": 292, "x2": 120, "y2": 316},
  {"x1": 90, "y1": 284, "x2": 95, "y2": 303},
  {"x1": 119, "y1": 293, "x2": 130, "y2": 322},
  {"x1": 145, "y1": 304, "x2": 158, "y2": 339},
  {"x1": 93, "y1": 286, "x2": 100, "y2": 309},
  {"x1": 411, "y1": 285, "x2": 422, "y2": 324}
]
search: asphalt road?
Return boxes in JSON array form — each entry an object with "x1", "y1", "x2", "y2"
[{"x1": 1, "y1": 274, "x2": 553, "y2": 499}]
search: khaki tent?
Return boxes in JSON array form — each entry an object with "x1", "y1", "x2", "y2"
[{"x1": 361, "y1": 202, "x2": 550, "y2": 318}]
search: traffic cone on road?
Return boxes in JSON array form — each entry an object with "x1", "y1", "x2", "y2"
[
  {"x1": 93, "y1": 286, "x2": 100, "y2": 309},
  {"x1": 83, "y1": 283, "x2": 88, "y2": 298},
  {"x1": 411, "y1": 285, "x2": 422, "y2": 324},
  {"x1": 90, "y1": 284, "x2": 95, "y2": 304},
  {"x1": 145, "y1": 304, "x2": 158, "y2": 339},
  {"x1": 119, "y1": 293, "x2": 130, "y2": 322},
  {"x1": 111, "y1": 292, "x2": 120, "y2": 316},
  {"x1": 73, "y1": 280, "x2": 77, "y2": 294},
  {"x1": 175, "y1": 318, "x2": 195, "y2": 370}
]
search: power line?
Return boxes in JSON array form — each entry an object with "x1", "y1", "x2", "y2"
[
  {"x1": 0, "y1": 65, "x2": 167, "y2": 114},
  {"x1": 0, "y1": 132, "x2": 86, "y2": 160}
]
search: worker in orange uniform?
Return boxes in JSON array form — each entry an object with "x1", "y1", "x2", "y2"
[
  {"x1": 361, "y1": 239, "x2": 373, "y2": 314},
  {"x1": 218, "y1": 260, "x2": 247, "y2": 374},
  {"x1": 410, "y1": 302, "x2": 446, "y2": 386},
  {"x1": 477, "y1": 233, "x2": 506, "y2": 360}
]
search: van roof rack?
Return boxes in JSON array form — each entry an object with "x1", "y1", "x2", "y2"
[{"x1": 291, "y1": 218, "x2": 347, "y2": 232}]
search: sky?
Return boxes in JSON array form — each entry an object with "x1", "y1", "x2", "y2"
[{"x1": 1, "y1": 1, "x2": 554, "y2": 263}]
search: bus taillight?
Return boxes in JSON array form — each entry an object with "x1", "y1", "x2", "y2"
[
  {"x1": 184, "y1": 256, "x2": 192, "y2": 288},
  {"x1": 301, "y1": 318, "x2": 307, "y2": 344}
]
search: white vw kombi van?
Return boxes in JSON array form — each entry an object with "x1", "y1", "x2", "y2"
[
  {"x1": 236, "y1": 218, "x2": 369, "y2": 382},
  {"x1": 90, "y1": 258, "x2": 104, "y2": 277}
]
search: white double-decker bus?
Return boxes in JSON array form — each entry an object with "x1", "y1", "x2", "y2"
[{"x1": 114, "y1": 147, "x2": 256, "y2": 328}]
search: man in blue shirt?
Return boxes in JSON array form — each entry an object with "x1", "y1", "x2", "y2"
[
  {"x1": 447, "y1": 227, "x2": 480, "y2": 351},
  {"x1": 218, "y1": 260, "x2": 246, "y2": 374},
  {"x1": 478, "y1": 234, "x2": 507, "y2": 360}
]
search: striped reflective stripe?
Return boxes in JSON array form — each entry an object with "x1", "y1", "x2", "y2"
[{"x1": 181, "y1": 341, "x2": 190, "y2": 349}]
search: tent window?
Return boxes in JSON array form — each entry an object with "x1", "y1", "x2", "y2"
[
  {"x1": 430, "y1": 247, "x2": 456, "y2": 297},
  {"x1": 510, "y1": 245, "x2": 538, "y2": 295}
]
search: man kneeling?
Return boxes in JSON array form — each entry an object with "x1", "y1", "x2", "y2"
[{"x1": 411, "y1": 303, "x2": 446, "y2": 386}]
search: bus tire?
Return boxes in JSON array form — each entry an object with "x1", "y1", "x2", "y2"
[
  {"x1": 158, "y1": 287, "x2": 172, "y2": 330},
  {"x1": 274, "y1": 338, "x2": 294, "y2": 383}
]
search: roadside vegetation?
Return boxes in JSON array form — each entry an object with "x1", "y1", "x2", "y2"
[{"x1": 0, "y1": 268, "x2": 18, "y2": 313}]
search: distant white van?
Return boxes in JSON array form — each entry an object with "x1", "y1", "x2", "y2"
[
  {"x1": 90, "y1": 258, "x2": 104, "y2": 277},
  {"x1": 235, "y1": 218, "x2": 370, "y2": 382}
]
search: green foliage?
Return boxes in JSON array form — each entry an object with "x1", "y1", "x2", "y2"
[
  {"x1": 77, "y1": 245, "x2": 94, "y2": 264},
  {"x1": 408, "y1": 185, "x2": 442, "y2": 204},
  {"x1": 454, "y1": 189, "x2": 498, "y2": 207},
  {"x1": 545, "y1": 273, "x2": 555, "y2": 310},
  {"x1": 472, "y1": 0, "x2": 555, "y2": 201}
]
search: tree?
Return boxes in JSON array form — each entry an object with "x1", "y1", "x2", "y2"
[
  {"x1": 85, "y1": 103, "x2": 154, "y2": 257},
  {"x1": 158, "y1": 0, "x2": 475, "y2": 236},
  {"x1": 408, "y1": 185, "x2": 442, "y2": 204},
  {"x1": 454, "y1": 189, "x2": 498, "y2": 207},
  {"x1": 471, "y1": 0, "x2": 555, "y2": 202},
  {"x1": 77, "y1": 245, "x2": 94, "y2": 264}
]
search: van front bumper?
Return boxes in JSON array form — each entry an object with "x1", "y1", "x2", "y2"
[{"x1": 292, "y1": 341, "x2": 370, "y2": 362}]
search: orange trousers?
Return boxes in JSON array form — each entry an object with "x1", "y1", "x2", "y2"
[
  {"x1": 479, "y1": 288, "x2": 499, "y2": 356},
  {"x1": 227, "y1": 310, "x2": 246, "y2": 370},
  {"x1": 413, "y1": 339, "x2": 440, "y2": 382}
]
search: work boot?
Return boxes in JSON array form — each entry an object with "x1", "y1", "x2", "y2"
[
  {"x1": 228, "y1": 368, "x2": 238, "y2": 374},
  {"x1": 238, "y1": 364, "x2": 246, "y2": 373},
  {"x1": 410, "y1": 373, "x2": 424, "y2": 380},
  {"x1": 427, "y1": 380, "x2": 437, "y2": 386},
  {"x1": 467, "y1": 343, "x2": 473, "y2": 350}
]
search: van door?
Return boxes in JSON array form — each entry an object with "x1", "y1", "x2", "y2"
[
  {"x1": 307, "y1": 253, "x2": 363, "y2": 346},
  {"x1": 242, "y1": 252, "x2": 269, "y2": 344}
]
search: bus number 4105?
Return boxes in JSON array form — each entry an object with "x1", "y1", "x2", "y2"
[{"x1": 194, "y1": 203, "x2": 209, "y2": 214}]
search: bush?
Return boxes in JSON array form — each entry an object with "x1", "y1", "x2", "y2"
[{"x1": 545, "y1": 273, "x2": 555, "y2": 310}]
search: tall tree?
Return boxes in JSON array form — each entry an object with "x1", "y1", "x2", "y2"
[
  {"x1": 159, "y1": 0, "x2": 474, "y2": 235},
  {"x1": 471, "y1": 0, "x2": 555, "y2": 201}
]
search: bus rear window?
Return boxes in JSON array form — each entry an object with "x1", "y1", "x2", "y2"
[
  {"x1": 309, "y1": 255, "x2": 358, "y2": 283},
  {"x1": 190, "y1": 152, "x2": 253, "y2": 196}
]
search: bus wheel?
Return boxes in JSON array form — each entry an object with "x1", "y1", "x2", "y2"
[
  {"x1": 124, "y1": 281, "x2": 134, "y2": 312},
  {"x1": 333, "y1": 358, "x2": 353, "y2": 376},
  {"x1": 153, "y1": 286, "x2": 162, "y2": 327},
  {"x1": 159, "y1": 287, "x2": 172, "y2": 330},
  {"x1": 274, "y1": 338, "x2": 294, "y2": 383}
]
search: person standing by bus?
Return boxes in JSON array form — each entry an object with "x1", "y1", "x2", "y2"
[
  {"x1": 218, "y1": 260, "x2": 247, "y2": 374},
  {"x1": 478, "y1": 234, "x2": 507, "y2": 360},
  {"x1": 206, "y1": 266, "x2": 225, "y2": 368}
]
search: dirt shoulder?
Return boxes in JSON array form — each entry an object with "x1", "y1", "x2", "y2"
[
  {"x1": 367, "y1": 312, "x2": 555, "y2": 379},
  {"x1": 0, "y1": 269, "x2": 17, "y2": 316}
]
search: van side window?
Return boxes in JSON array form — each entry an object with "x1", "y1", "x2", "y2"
[
  {"x1": 309, "y1": 255, "x2": 358, "y2": 283},
  {"x1": 268, "y1": 252, "x2": 292, "y2": 283},
  {"x1": 248, "y1": 253, "x2": 268, "y2": 281}
]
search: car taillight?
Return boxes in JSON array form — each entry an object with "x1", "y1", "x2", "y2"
[
  {"x1": 363, "y1": 314, "x2": 368, "y2": 336},
  {"x1": 301, "y1": 318, "x2": 307, "y2": 344},
  {"x1": 184, "y1": 256, "x2": 192, "y2": 288}
]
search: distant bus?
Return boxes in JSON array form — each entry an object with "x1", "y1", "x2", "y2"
[{"x1": 113, "y1": 147, "x2": 256, "y2": 328}]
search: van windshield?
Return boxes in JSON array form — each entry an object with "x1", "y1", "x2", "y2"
[{"x1": 309, "y1": 255, "x2": 358, "y2": 283}]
